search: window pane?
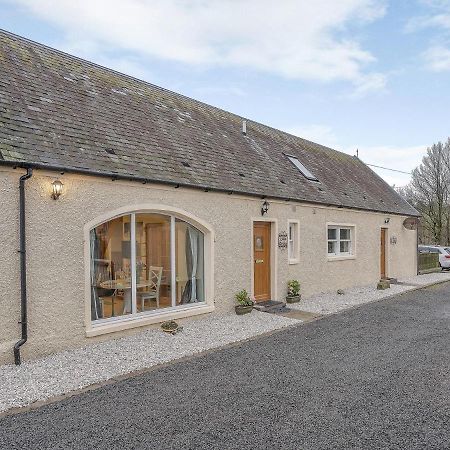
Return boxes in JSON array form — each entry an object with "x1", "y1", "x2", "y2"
[
  {"x1": 328, "y1": 241, "x2": 336, "y2": 254},
  {"x1": 287, "y1": 155, "x2": 319, "y2": 181},
  {"x1": 135, "y1": 214, "x2": 172, "y2": 312},
  {"x1": 289, "y1": 239, "x2": 294, "y2": 257},
  {"x1": 90, "y1": 215, "x2": 132, "y2": 320},
  {"x1": 328, "y1": 228, "x2": 337, "y2": 240},
  {"x1": 340, "y1": 228, "x2": 351, "y2": 240},
  {"x1": 289, "y1": 223, "x2": 293, "y2": 240},
  {"x1": 340, "y1": 241, "x2": 350, "y2": 253},
  {"x1": 175, "y1": 219, "x2": 204, "y2": 305}
]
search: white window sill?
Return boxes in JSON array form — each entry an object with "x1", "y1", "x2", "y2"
[
  {"x1": 288, "y1": 258, "x2": 300, "y2": 265},
  {"x1": 327, "y1": 254, "x2": 356, "y2": 262},
  {"x1": 86, "y1": 303, "x2": 214, "y2": 337}
]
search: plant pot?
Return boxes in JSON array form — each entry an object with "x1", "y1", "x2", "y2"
[
  {"x1": 235, "y1": 305, "x2": 253, "y2": 315},
  {"x1": 161, "y1": 320, "x2": 179, "y2": 333},
  {"x1": 377, "y1": 279, "x2": 390, "y2": 290},
  {"x1": 286, "y1": 295, "x2": 301, "y2": 304}
]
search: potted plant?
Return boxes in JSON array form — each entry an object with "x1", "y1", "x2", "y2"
[
  {"x1": 235, "y1": 289, "x2": 254, "y2": 315},
  {"x1": 286, "y1": 280, "x2": 301, "y2": 303},
  {"x1": 161, "y1": 320, "x2": 181, "y2": 334}
]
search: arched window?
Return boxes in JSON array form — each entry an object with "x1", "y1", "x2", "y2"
[{"x1": 90, "y1": 212, "x2": 205, "y2": 322}]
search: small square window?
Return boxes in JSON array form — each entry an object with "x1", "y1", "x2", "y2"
[{"x1": 327, "y1": 225, "x2": 354, "y2": 257}]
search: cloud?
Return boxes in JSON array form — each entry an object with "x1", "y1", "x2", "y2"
[
  {"x1": 347, "y1": 144, "x2": 426, "y2": 186},
  {"x1": 13, "y1": 0, "x2": 386, "y2": 93},
  {"x1": 350, "y1": 72, "x2": 387, "y2": 98},
  {"x1": 193, "y1": 85, "x2": 247, "y2": 98},
  {"x1": 423, "y1": 45, "x2": 450, "y2": 71},
  {"x1": 287, "y1": 123, "x2": 426, "y2": 186},
  {"x1": 405, "y1": 0, "x2": 450, "y2": 71},
  {"x1": 286, "y1": 124, "x2": 339, "y2": 148},
  {"x1": 405, "y1": 13, "x2": 450, "y2": 33}
]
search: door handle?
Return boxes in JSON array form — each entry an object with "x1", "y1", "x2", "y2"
[{"x1": 255, "y1": 259, "x2": 264, "y2": 264}]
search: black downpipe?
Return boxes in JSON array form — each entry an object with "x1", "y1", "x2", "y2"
[{"x1": 14, "y1": 168, "x2": 33, "y2": 365}]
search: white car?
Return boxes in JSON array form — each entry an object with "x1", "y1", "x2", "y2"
[{"x1": 418, "y1": 245, "x2": 450, "y2": 269}]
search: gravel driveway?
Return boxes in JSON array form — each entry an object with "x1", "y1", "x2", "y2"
[
  {"x1": 1, "y1": 282, "x2": 449, "y2": 449},
  {"x1": 0, "y1": 311, "x2": 297, "y2": 413}
]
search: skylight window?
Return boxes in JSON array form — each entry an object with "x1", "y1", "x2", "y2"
[{"x1": 286, "y1": 155, "x2": 319, "y2": 182}]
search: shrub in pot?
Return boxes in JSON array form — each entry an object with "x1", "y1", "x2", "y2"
[
  {"x1": 286, "y1": 280, "x2": 301, "y2": 303},
  {"x1": 235, "y1": 289, "x2": 254, "y2": 315}
]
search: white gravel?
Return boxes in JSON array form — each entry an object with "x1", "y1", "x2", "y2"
[
  {"x1": 289, "y1": 271, "x2": 450, "y2": 315},
  {"x1": 403, "y1": 271, "x2": 450, "y2": 285},
  {"x1": 0, "y1": 311, "x2": 298, "y2": 413},
  {"x1": 2, "y1": 272, "x2": 449, "y2": 415}
]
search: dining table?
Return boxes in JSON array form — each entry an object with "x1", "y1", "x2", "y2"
[{"x1": 99, "y1": 278, "x2": 153, "y2": 314}]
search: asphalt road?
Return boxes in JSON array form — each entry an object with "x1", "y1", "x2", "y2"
[{"x1": 1, "y1": 283, "x2": 449, "y2": 450}]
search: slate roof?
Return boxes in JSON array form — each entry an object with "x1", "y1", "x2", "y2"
[{"x1": 0, "y1": 30, "x2": 418, "y2": 217}]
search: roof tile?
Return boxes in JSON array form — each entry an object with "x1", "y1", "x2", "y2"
[{"x1": 0, "y1": 30, "x2": 418, "y2": 216}]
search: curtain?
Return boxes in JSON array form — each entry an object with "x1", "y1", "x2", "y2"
[
  {"x1": 90, "y1": 229, "x2": 103, "y2": 320},
  {"x1": 181, "y1": 226, "x2": 199, "y2": 304}
]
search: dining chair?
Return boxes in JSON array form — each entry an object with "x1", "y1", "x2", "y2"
[
  {"x1": 139, "y1": 266, "x2": 163, "y2": 311},
  {"x1": 96, "y1": 260, "x2": 118, "y2": 317}
]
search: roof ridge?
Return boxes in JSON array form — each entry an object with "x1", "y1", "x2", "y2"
[{"x1": 0, "y1": 28, "x2": 354, "y2": 160}]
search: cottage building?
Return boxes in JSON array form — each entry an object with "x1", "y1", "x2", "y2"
[{"x1": 0, "y1": 31, "x2": 419, "y2": 365}]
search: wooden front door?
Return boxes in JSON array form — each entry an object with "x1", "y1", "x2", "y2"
[
  {"x1": 253, "y1": 222, "x2": 271, "y2": 302},
  {"x1": 380, "y1": 228, "x2": 387, "y2": 279}
]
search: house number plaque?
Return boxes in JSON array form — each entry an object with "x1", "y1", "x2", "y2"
[{"x1": 278, "y1": 231, "x2": 288, "y2": 250}]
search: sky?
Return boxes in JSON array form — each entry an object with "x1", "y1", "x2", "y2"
[{"x1": 1, "y1": 0, "x2": 450, "y2": 186}]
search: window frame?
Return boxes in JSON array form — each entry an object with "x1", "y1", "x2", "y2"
[
  {"x1": 285, "y1": 154, "x2": 319, "y2": 182},
  {"x1": 326, "y1": 223, "x2": 356, "y2": 260},
  {"x1": 287, "y1": 220, "x2": 300, "y2": 264},
  {"x1": 84, "y1": 205, "x2": 214, "y2": 337}
]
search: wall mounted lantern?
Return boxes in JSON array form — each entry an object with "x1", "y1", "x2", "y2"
[
  {"x1": 51, "y1": 180, "x2": 64, "y2": 200},
  {"x1": 384, "y1": 218, "x2": 390, "y2": 224},
  {"x1": 261, "y1": 200, "x2": 269, "y2": 216}
]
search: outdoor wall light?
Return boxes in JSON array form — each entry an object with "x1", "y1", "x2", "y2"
[
  {"x1": 51, "y1": 180, "x2": 64, "y2": 200},
  {"x1": 384, "y1": 218, "x2": 390, "y2": 224},
  {"x1": 261, "y1": 200, "x2": 269, "y2": 216}
]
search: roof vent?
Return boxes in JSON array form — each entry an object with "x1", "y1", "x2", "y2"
[
  {"x1": 242, "y1": 120, "x2": 247, "y2": 135},
  {"x1": 182, "y1": 161, "x2": 191, "y2": 168},
  {"x1": 105, "y1": 148, "x2": 116, "y2": 155}
]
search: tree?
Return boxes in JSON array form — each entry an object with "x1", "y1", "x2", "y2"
[{"x1": 400, "y1": 139, "x2": 450, "y2": 245}]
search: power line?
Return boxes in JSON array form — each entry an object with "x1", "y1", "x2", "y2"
[
  {"x1": 364, "y1": 163, "x2": 412, "y2": 175},
  {"x1": 354, "y1": 149, "x2": 413, "y2": 175}
]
